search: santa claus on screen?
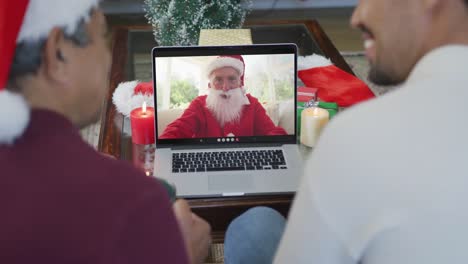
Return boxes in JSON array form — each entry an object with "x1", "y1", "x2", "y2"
[{"x1": 160, "y1": 55, "x2": 287, "y2": 139}]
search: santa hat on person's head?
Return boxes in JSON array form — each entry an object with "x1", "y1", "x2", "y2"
[
  {"x1": 0, "y1": 0, "x2": 100, "y2": 145},
  {"x1": 206, "y1": 55, "x2": 245, "y2": 87},
  {"x1": 112, "y1": 81, "x2": 155, "y2": 117}
]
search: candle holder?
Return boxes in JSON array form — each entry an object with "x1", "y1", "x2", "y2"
[
  {"x1": 131, "y1": 142, "x2": 176, "y2": 201},
  {"x1": 132, "y1": 143, "x2": 156, "y2": 176}
]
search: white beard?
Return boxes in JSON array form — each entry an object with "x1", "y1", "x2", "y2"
[{"x1": 206, "y1": 87, "x2": 247, "y2": 127}]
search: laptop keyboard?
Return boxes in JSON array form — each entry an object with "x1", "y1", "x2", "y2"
[{"x1": 172, "y1": 149, "x2": 287, "y2": 173}]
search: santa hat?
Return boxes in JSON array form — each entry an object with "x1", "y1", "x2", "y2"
[
  {"x1": 298, "y1": 54, "x2": 375, "y2": 107},
  {"x1": 205, "y1": 55, "x2": 245, "y2": 86},
  {"x1": 113, "y1": 81, "x2": 154, "y2": 117},
  {"x1": 0, "y1": 0, "x2": 100, "y2": 144}
]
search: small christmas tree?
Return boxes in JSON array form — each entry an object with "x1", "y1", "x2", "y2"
[{"x1": 144, "y1": 0, "x2": 252, "y2": 46}]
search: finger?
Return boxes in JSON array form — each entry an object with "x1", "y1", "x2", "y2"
[
  {"x1": 173, "y1": 199, "x2": 195, "y2": 261},
  {"x1": 173, "y1": 199, "x2": 191, "y2": 221},
  {"x1": 101, "y1": 152, "x2": 116, "y2": 159},
  {"x1": 191, "y1": 213, "x2": 211, "y2": 235},
  {"x1": 173, "y1": 199, "x2": 193, "y2": 235},
  {"x1": 192, "y1": 213, "x2": 212, "y2": 250}
]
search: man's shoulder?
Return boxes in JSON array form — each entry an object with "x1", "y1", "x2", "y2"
[
  {"x1": 61, "y1": 154, "x2": 170, "y2": 217},
  {"x1": 323, "y1": 90, "x2": 405, "y2": 143},
  {"x1": 191, "y1": 95, "x2": 208, "y2": 106},
  {"x1": 1, "y1": 137, "x2": 168, "y2": 212},
  {"x1": 246, "y1": 93, "x2": 257, "y2": 100},
  {"x1": 246, "y1": 93, "x2": 260, "y2": 104},
  {"x1": 196, "y1": 95, "x2": 208, "y2": 101},
  {"x1": 87, "y1": 155, "x2": 163, "y2": 196},
  {"x1": 17, "y1": 116, "x2": 164, "y2": 201}
]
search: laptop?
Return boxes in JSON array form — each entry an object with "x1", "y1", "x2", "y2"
[{"x1": 152, "y1": 44, "x2": 302, "y2": 198}]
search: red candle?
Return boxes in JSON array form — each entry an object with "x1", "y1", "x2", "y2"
[{"x1": 130, "y1": 102, "x2": 155, "y2": 144}]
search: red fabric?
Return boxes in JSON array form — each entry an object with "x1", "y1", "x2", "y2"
[
  {"x1": 0, "y1": 0, "x2": 29, "y2": 89},
  {"x1": 298, "y1": 65, "x2": 375, "y2": 107},
  {"x1": 0, "y1": 110, "x2": 189, "y2": 263},
  {"x1": 160, "y1": 94, "x2": 287, "y2": 139},
  {"x1": 133, "y1": 82, "x2": 154, "y2": 96},
  {"x1": 297, "y1": 86, "x2": 318, "y2": 103}
]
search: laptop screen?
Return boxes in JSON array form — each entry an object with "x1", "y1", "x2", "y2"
[{"x1": 152, "y1": 44, "x2": 297, "y2": 147}]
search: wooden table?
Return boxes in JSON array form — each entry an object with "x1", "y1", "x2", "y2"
[{"x1": 99, "y1": 20, "x2": 353, "y2": 242}]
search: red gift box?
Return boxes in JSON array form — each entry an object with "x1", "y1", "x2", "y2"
[{"x1": 297, "y1": 86, "x2": 318, "y2": 103}]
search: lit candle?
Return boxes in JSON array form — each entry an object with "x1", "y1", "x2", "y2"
[
  {"x1": 130, "y1": 102, "x2": 155, "y2": 145},
  {"x1": 300, "y1": 107, "x2": 329, "y2": 147}
]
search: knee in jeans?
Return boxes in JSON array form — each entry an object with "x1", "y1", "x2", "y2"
[
  {"x1": 229, "y1": 206, "x2": 286, "y2": 230},
  {"x1": 242, "y1": 206, "x2": 285, "y2": 222},
  {"x1": 224, "y1": 207, "x2": 286, "y2": 264}
]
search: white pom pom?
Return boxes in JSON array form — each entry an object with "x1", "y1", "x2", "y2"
[
  {"x1": 298, "y1": 54, "x2": 333, "y2": 70},
  {"x1": 112, "y1": 81, "x2": 154, "y2": 117},
  {"x1": 112, "y1": 80, "x2": 139, "y2": 117},
  {"x1": 0, "y1": 90, "x2": 30, "y2": 145}
]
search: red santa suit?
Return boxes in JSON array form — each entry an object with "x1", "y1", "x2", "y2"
[{"x1": 160, "y1": 94, "x2": 287, "y2": 139}]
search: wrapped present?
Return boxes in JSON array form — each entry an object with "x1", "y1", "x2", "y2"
[{"x1": 297, "y1": 86, "x2": 318, "y2": 103}]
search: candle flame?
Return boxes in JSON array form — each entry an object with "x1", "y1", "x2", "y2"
[
  {"x1": 313, "y1": 107, "x2": 319, "y2": 116},
  {"x1": 142, "y1": 101, "x2": 147, "y2": 113}
]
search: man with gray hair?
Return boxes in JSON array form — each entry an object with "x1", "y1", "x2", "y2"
[{"x1": 0, "y1": 1, "x2": 210, "y2": 263}]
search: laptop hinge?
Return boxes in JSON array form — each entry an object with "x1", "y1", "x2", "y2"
[{"x1": 170, "y1": 143, "x2": 283, "y2": 150}]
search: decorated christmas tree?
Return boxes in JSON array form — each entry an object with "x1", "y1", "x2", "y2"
[{"x1": 144, "y1": 0, "x2": 252, "y2": 46}]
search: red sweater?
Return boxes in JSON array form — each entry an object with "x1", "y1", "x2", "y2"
[
  {"x1": 0, "y1": 110, "x2": 188, "y2": 263},
  {"x1": 160, "y1": 94, "x2": 287, "y2": 139}
]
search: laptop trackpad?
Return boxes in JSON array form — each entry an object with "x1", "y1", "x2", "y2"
[{"x1": 208, "y1": 173, "x2": 253, "y2": 192}]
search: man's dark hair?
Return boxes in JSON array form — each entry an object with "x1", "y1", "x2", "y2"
[
  {"x1": 466, "y1": 0, "x2": 468, "y2": 6},
  {"x1": 8, "y1": 10, "x2": 93, "y2": 88}
]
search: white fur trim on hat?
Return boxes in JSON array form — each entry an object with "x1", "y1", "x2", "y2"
[
  {"x1": 112, "y1": 81, "x2": 154, "y2": 117},
  {"x1": 206, "y1": 57, "x2": 244, "y2": 77},
  {"x1": 0, "y1": 90, "x2": 30, "y2": 145},
  {"x1": 17, "y1": 0, "x2": 100, "y2": 43},
  {"x1": 298, "y1": 54, "x2": 333, "y2": 70}
]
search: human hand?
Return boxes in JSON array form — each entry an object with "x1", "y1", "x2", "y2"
[
  {"x1": 173, "y1": 199, "x2": 211, "y2": 264},
  {"x1": 101, "y1": 152, "x2": 116, "y2": 159}
]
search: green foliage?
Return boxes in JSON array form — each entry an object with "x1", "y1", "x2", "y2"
[
  {"x1": 170, "y1": 79, "x2": 198, "y2": 108},
  {"x1": 143, "y1": 0, "x2": 252, "y2": 46},
  {"x1": 251, "y1": 73, "x2": 294, "y2": 103},
  {"x1": 275, "y1": 78, "x2": 294, "y2": 101}
]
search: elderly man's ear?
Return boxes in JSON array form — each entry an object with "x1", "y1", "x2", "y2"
[{"x1": 42, "y1": 27, "x2": 73, "y2": 86}]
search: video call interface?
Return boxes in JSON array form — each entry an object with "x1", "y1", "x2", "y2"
[{"x1": 154, "y1": 53, "x2": 296, "y2": 144}]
